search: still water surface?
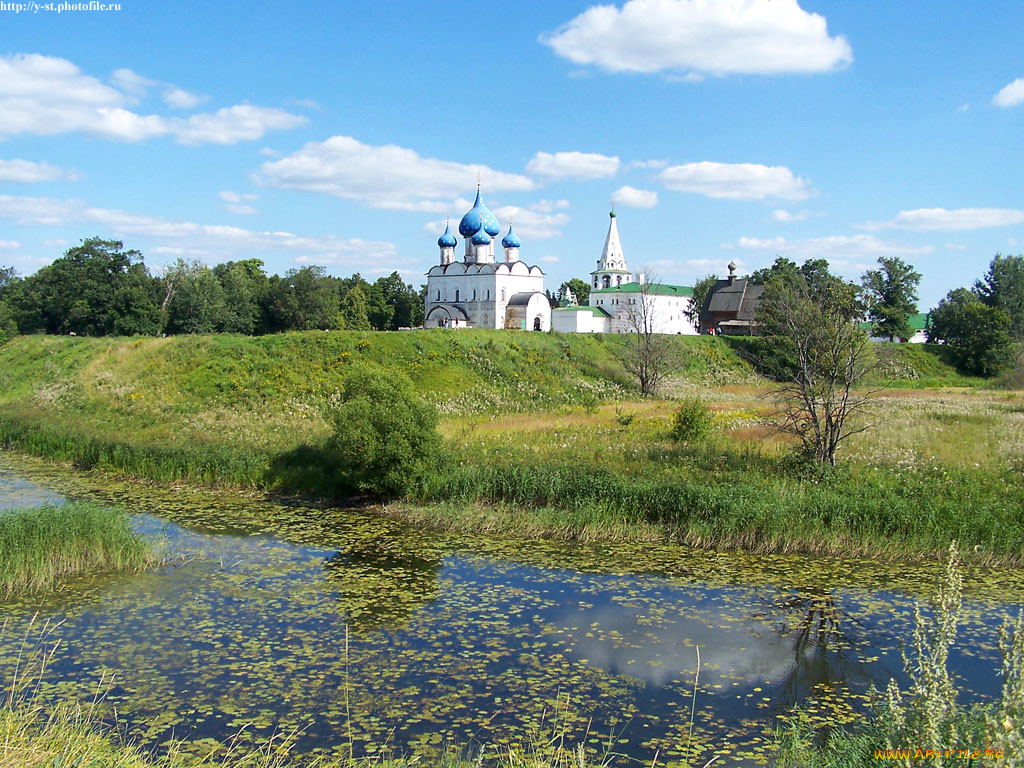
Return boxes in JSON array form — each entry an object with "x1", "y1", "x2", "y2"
[{"x1": 1, "y1": 452, "x2": 1021, "y2": 765}]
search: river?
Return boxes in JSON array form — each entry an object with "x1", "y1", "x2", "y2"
[{"x1": 1, "y1": 452, "x2": 1021, "y2": 765}]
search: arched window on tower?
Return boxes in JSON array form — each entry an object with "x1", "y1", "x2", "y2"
[
  {"x1": 616, "y1": 276, "x2": 622, "y2": 285},
  {"x1": 455, "y1": 289, "x2": 460, "y2": 302},
  {"x1": 473, "y1": 289, "x2": 477, "y2": 300},
  {"x1": 501, "y1": 288, "x2": 506, "y2": 301},
  {"x1": 602, "y1": 275, "x2": 610, "y2": 289}
]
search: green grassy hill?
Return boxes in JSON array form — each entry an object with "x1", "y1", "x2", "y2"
[{"x1": 0, "y1": 330, "x2": 976, "y2": 487}]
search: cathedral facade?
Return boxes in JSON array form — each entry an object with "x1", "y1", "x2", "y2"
[{"x1": 424, "y1": 185, "x2": 551, "y2": 331}]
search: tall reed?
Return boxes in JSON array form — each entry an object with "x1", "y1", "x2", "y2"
[{"x1": 0, "y1": 503, "x2": 155, "y2": 596}]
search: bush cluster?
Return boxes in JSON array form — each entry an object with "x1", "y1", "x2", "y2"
[
  {"x1": 328, "y1": 366, "x2": 439, "y2": 497},
  {"x1": 669, "y1": 397, "x2": 714, "y2": 443}
]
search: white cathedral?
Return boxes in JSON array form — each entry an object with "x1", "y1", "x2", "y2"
[
  {"x1": 424, "y1": 186, "x2": 697, "y2": 335},
  {"x1": 424, "y1": 184, "x2": 552, "y2": 331}
]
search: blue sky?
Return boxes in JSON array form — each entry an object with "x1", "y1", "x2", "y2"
[{"x1": 1, "y1": 0, "x2": 1022, "y2": 308}]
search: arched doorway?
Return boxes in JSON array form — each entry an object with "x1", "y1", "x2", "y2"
[{"x1": 533, "y1": 316, "x2": 542, "y2": 331}]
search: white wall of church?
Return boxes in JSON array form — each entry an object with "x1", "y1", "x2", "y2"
[
  {"x1": 552, "y1": 310, "x2": 611, "y2": 333},
  {"x1": 589, "y1": 294, "x2": 698, "y2": 335},
  {"x1": 424, "y1": 262, "x2": 545, "y2": 329}
]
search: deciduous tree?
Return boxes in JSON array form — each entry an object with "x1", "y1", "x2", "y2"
[
  {"x1": 686, "y1": 273, "x2": 717, "y2": 331},
  {"x1": 861, "y1": 256, "x2": 922, "y2": 341},
  {"x1": 617, "y1": 273, "x2": 679, "y2": 396},
  {"x1": 560, "y1": 278, "x2": 591, "y2": 307},
  {"x1": 757, "y1": 267, "x2": 877, "y2": 465},
  {"x1": 928, "y1": 288, "x2": 1013, "y2": 376},
  {"x1": 975, "y1": 253, "x2": 1024, "y2": 340}
]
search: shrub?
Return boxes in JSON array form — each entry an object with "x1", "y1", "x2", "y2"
[
  {"x1": 670, "y1": 397, "x2": 714, "y2": 443},
  {"x1": 328, "y1": 365, "x2": 439, "y2": 497}
]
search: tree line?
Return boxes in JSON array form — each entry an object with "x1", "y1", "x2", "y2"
[
  {"x1": 0, "y1": 238, "x2": 425, "y2": 342},
  {"x1": 681, "y1": 253, "x2": 1024, "y2": 377}
]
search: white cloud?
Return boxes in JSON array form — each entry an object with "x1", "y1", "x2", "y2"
[
  {"x1": 525, "y1": 151, "x2": 620, "y2": 181},
  {"x1": 177, "y1": 105, "x2": 306, "y2": 145},
  {"x1": 529, "y1": 199, "x2": 571, "y2": 212},
  {"x1": 992, "y1": 78, "x2": 1024, "y2": 108},
  {"x1": 225, "y1": 204, "x2": 260, "y2": 215},
  {"x1": 863, "y1": 208, "x2": 1024, "y2": 232},
  {"x1": 611, "y1": 185, "x2": 658, "y2": 208},
  {"x1": 0, "y1": 240, "x2": 19, "y2": 249},
  {"x1": 539, "y1": 256, "x2": 560, "y2": 263},
  {"x1": 659, "y1": 161, "x2": 813, "y2": 200},
  {"x1": 162, "y1": 87, "x2": 207, "y2": 110},
  {"x1": 625, "y1": 159, "x2": 669, "y2": 171},
  {"x1": 492, "y1": 203, "x2": 571, "y2": 240},
  {"x1": 0, "y1": 54, "x2": 304, "y2": 145},
  {"x1": 956, "y1": 103, "x2": 970, "y2": 113},
  {"x1": 219, "y1": 190, "x2": 259, "y2": 204},
  {"x1": 258, "y1": 135, "x2": 535, "y2": 212},
  {"x1": 0, "y1": 159, "x2": 76, "y2": 183},
  {"x1": 770, "y1": 208, "x2": 820, "y2": 222},
  {"x1": 110, "y1": 68, "x2": 155, "y2": 97},
  {"x1": 43, "y1": 239, "x2": 69, "y2": 248},
  {"x1": 542, "y1": 0, "x2": 852, "y2": 76},
  {"x1": 0, "y1": 194, "x2": 395, "y2": 267},
  {"x1": 729, "y1": 234, "x2": 933, "y2": 274}
]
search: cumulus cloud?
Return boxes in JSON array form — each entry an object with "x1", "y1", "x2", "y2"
[
  {"x1": 770, "y1": 208, "x2": 821, "y2": 222},
  {"x1": 110, "y1": 68, "x2": 155, "y2": 96},
  {"x1": 0, "y1": 194, "x2": 395, "y2": 267},
  {"x1": 542, "y1": 0, "x2": 852, "y2": 77},
  {"x1": 0, "y1": 159, "x2": 77, "y2": 183},
  {"x1": 611, "y1": 186, "x2": 658, "y2": 208},
  {"x1": 525, "y1": 151, "x2": 620, "y2": 181},
  {"x1": 659, "y1": 161, "x2": 813, "y2": 200},
  {"x1": 177, "y1": 105, "x2": 306, "y2": 145},
  {"x1": 162, "y1": 87, "x2": 207, "y2": 110},
  {"x1": 992, "y1": 78, "x2": 1024, "y2": 108},
  {"x1": 491, "y1": 203, "x2": 571, "y2": 240},
  {"x1": 729, "y1": 234, "x2": 933, "y2": 274},
  {"x1": 258, "y1": 135, "x2": 536, "y2": 212},
  {"x1": 113, "y1": 68, "x2": 207, "y2": 109},
  {"x1": 0, "y1": 240, "x2": 19, "y2": 249},
  {"x1": 0, "y1": 54, "x2": 304, "y2": 145},
  {"x1": 219, "y1": 190, "x2": 260, "y2": 215},
  {"x1": 863, "y1": 208, "x2": 1024, "y2": 232}
]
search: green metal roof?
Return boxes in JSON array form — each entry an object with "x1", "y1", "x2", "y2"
[
  {"x1": 859, "y1": 312, "x2": 930, "y2": 333},
  {"x1": 591, "y1": 282, "x2": 693, "y2": 297},
  {"x1": 553, "y1": 305, "x2": 612, "y2": 317}
]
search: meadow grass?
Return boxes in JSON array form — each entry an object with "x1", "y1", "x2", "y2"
[
  {"x1": 0, "y1": 332, "x2": 1014, "y2": 562},
  {"x1": 0, "y1": 503, "x2": 155, "y2": 596},
  {"x1": 416, "y1": 391, "x2": 1024, "y2": 563}
]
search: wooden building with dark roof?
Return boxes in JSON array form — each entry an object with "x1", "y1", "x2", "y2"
[{"x1": 699, "y1": 261, "x2": 765, "y2": 335}]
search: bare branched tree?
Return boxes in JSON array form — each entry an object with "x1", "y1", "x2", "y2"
[
  {"x1": 758, "y1": 276, "x2": 883, "y2": 465},
  {"x1": 617, "y1": 272, "x2": 679, "y2": 397}
]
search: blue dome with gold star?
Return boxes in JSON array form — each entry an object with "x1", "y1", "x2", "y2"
[
  {"x1": 501, "y1": 222, "x2": 521, "y2": 249},
  {"x1": 459, "y1": 186, "x2": 501, "y2": 238},
  {"x1": 437, "y1": 221, "x2": 457, "y2": 248},
  {"x1": 470, "y1": 227, "x2": 492, "y2": 246}
]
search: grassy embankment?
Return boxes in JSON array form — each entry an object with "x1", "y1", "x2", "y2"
[
  {"x1": 0, "y1": 502, "x2": 155, "y2": 596},
  {"x1": 1, "y1": 331, "x2": 1021, "y2": 562}
]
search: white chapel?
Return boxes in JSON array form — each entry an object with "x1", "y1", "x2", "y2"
[{"x1": 424, "y1": 184, "x2": 551, "y2": 331}]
